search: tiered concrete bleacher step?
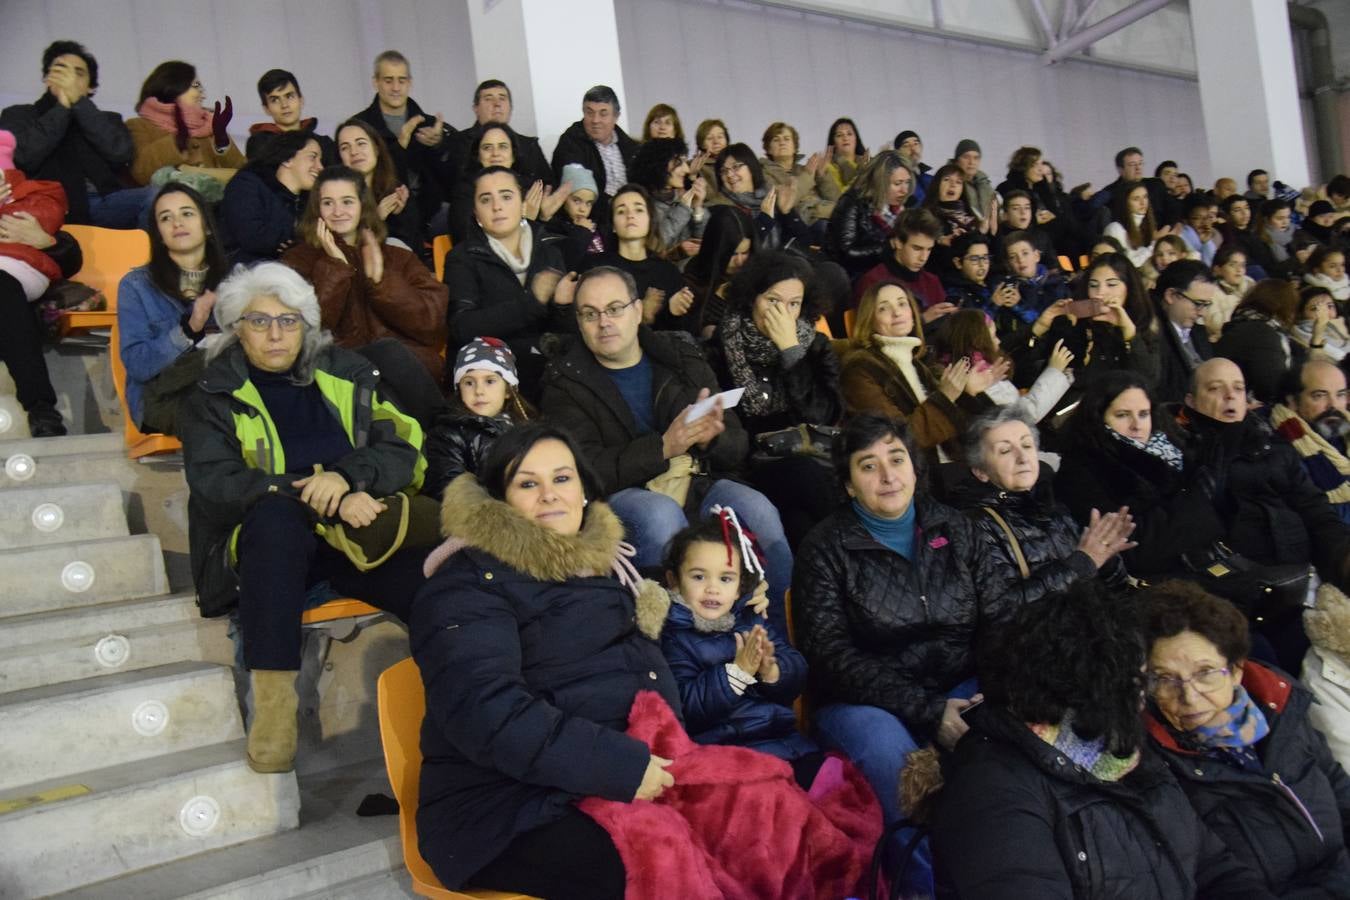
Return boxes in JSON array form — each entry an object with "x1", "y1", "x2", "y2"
[
  {"x1": 0, "y1": 594, "x2": 232, "y2": 694},
  {"x1": 53, "y1": 761, "x2": 410, "y2": 900},
  {"x1": 0, "y1": 534, "x2": 168, "y2": 617},
  {"x1": 0, "y1": 662, "x2": 244, "y2": 792},
  {"x1": 0, "y1": 481, "x2": 126, "y2": 548},
  {"x1": 0, "y1": 740, "x2": 300, "y2": 898}
]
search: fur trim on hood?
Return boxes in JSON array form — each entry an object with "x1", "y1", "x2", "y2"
[
  {"x1": 1306, "y1": 583, "x2": 1350, "y2": 657},
  {"x1": 424, "y1": 473, "x2": 670, "y2": 639}
]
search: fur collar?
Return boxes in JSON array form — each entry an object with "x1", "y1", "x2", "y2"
[{"x1": 425, "y1": 474, "x2": 670, "y2": 638}]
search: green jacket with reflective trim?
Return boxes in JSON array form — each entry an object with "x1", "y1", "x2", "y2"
[{"x1": 181, "y1": 342, "x2": 426, "y2": 617}]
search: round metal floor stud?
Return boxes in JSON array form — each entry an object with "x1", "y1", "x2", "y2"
[
  {"x1": 32, "y1": 503, "x2": 64, "y2": 532},
  {"x1": 94, "y1": 634, "x2": 131, "y2": 668},
  {"x1": 179, "y1": 795, "x2": 221, "y2": 837},
  {"x1": 5, "y1": 454, "x2": 36, "y2": 481},
  {"x1": 61, "y1": 561, "x2": 95, "y2": 592},
  {"x1": 132, "y1": 700, "x2": 169, "y2": 736},
  {"x1": 0, "y1": 408, "x2": 12, "y2": 433}
]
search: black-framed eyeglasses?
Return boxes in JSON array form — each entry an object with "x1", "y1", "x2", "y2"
[
  {"x1": 1146, "y1": 667, "x2": 1231, "y2": 698},
  {"x1": 1178, "y1": 292, "x2": 1213, "y2": 310},
  {"x1": 719, "y1": 161, "x2": 748, "y2": 177},
  {"x1": 963, "y1": 254, "x2": 992, "y2": 264},
  {"x1": 576, "y1": 298, "x2": 638, "y2": 324},
  {"x1": 239, "y1": 312, "x2": 304, "y2": 333}
]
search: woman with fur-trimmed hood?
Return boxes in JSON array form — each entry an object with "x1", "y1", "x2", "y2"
[{"x1": 410, "y1": 422, "x2": 678, "y2": 898}]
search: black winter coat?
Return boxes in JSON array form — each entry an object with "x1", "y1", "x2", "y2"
[
  {"x1": 825, "y1": 190, "x2": 889, "y2": 277},
  {"x1": 443, "y1": 222, "x2": 570, "y2": 367},
  {"x1": 443, "y1": 126, "x2": 552, "y2": 192},
  {"x1": 1181, "y1": 412, "x2": 1350, "y2": 590},
  {"x1": 218, "y1": 167, "x2": 305, "y2": 266},
  {"x1": 540, "y1": 329, "x2": 750, "y2": 495},
  {"x1": 411, "y1": 476, "x2": 679, "y2": 890},
  {"x1": 1055, "y1": 423, "x2": 1225, "y2": 577},
  {"x1": 1146, "y1": 662, "x2": 1350, "y2": 898},
  {"x1": 932, "y1": 702, "x2": 1275, "y2": 900},
  {"x1": 950, "y1": 471, "x2": 1125, "y2": 626},
  {"x1": 1, "y1": 93, "x2": 134, "y2": 224},
  {"x1": 791, "y1": 500, "x2": 980, "y2": 734},
  {"x1": 705, "y1": 328, "x2": 843, "y2": 435},
  {"x1": 422, "y1": 409, "x2": 513, "y2": 500},
  {"x1": 659, "y1": 596, "x2": 808, "y2": 751}
]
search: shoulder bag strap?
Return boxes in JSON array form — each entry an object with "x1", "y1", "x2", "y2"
[{"x1": 982, "y1": 506, "x2": 1031, "y2": 580}]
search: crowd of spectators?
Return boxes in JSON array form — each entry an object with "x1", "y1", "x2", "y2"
[{"x1": 4, "y1": 37, "x2": 1350, "y2": 899}]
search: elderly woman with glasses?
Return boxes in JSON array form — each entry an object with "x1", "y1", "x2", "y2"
[
  {"x1": 1140, "y1": 581, "x2": 1350, "y2": 897},
  {"x1": 180, "y1": 262, "x2": 428, "y2": 775}
]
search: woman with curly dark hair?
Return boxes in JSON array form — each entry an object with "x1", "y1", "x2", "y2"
[
  {"x1": 930, "y1": 581, "x2": 1274, "y2": 899},
  {"x1": 628, "y1": 137, "x2": 706, "y2": 253},
  {"x1": 1140, "y1": 580, "x2": 1350, "y2": 896},
  {"x1": 704, "y1": 250, "x2": 842, "y2": 546}
]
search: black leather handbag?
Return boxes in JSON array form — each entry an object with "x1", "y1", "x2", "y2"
[{"x1": 1180, "y1": 542, "x2": 1312, "y2": 622}]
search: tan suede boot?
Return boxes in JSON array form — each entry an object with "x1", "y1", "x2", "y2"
[{"x1": 247, "y1": 669, "x2": 299, "y2": 773}]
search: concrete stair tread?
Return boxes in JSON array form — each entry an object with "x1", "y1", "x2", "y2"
[
  {"x1": 55, "y1": 761, "x2": 405, "y2": 900},
  {"x1": 0, "y1": 614, "x2": 232, "y2": 695},
  {"x1": 292, "y1": 868, "x2": 416, "y2": 899},
  {"x1": 1, "y1": 738, "x2": 255, "y2": 806},
  {"x1": 0, "y1": 533, "x2": 168, "y2": 618},
  {"x1": 0, "y1": 590, "x2": 200, "y2": 649},
  {"x1": 0, "y1": 659, "x2": 224, "y2": 708},
  {"x1": 1, "y1": 662, "x2": 242, "y2": 793},
  {"x1": 0, "y1": 479, "x2": 128, "y2": 552},
  {"x1": 0, "y1": 739, "x2": 299, "y2": 898},
  {"x1": 0, "y1": 431, "x2": 122, "y2": 458}
]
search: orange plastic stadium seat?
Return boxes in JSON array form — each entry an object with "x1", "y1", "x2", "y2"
[
  {"x1": 300, "y1": 598, "x2": 383, "y2": 625},
  {"x1": 108, "y1": 322, "x2": 182, "y2": 458},
  {"x1": 61, "y1": 225, "x2": 150, "y2": 336},
  {"x1": 377, "y1": 658, "x2": 538, "y2": 900},
  {"x1": 843, "y1": 308, "x2": 857, "y2": 339},
  {"x1": 433, "y1": 235, "x2": 453, "y2": 282},
  {"x1": 814, "y1": 317, "x2": 834, "y2": 339}
]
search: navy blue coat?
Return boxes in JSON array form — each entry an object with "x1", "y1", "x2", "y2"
[
  {"x1": 659, "y1": 594, "x2": 811, "y2": 756},
  {"x1": 410, "y1": 476, "x2": 679, "y2": 889},
  {"x1": 218, "y1": 167, "x2": 305, "y2": 266}
]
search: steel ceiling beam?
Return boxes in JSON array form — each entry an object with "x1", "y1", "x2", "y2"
[{"x1": 1043, "y1": 0, "x2": 1172, "y2": 64}]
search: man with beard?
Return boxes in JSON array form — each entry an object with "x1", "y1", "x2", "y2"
[{"x1": 1272, "y1": 360, "x2": 1350, "y2": 523}]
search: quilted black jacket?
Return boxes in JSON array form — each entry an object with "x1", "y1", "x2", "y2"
[{"x1": 791, "y1": 499, "x2": 980, "y2": 735}]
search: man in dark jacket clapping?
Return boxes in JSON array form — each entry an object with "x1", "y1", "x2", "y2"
[{"x1": 541, "y1": 266, "x2": 792, "y2": 636}]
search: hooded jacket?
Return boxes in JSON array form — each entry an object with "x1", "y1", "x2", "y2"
[
  {"x1": 244, "y1": 118, "x2": 337, "y2": 166},
  {"x1": 659, "y1": 591, "x2": 809, "y2": 753},
  {"x1": 932, "y1": 702, "x2": 1275, "y2": 900},
  {"x1": 411, "y1": 474, "x2": 677, "y2": 889},
  {"x1": 791, "y1": 499, "x2": 980, "y2": 734},
  {"x1": 179, "y1": 343, "x2": 425, "y2": 616},
  {"x1": 1145, "y1": 662, "x2": 1350, "y2": 897},
  {"x1": 421, "y1": 409, "x2": 513, "y2": 500},
  {"x1": 0, "y1": 169, "x2": 67, "y2": 283}
]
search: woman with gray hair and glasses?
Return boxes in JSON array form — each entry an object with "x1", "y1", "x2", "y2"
[
  {"x1": 953, "y1": 405, "x2": 1136, "y2": 625},
  {"x1": 179, "y1": 261, "x2": 429, "y2": 775}
]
